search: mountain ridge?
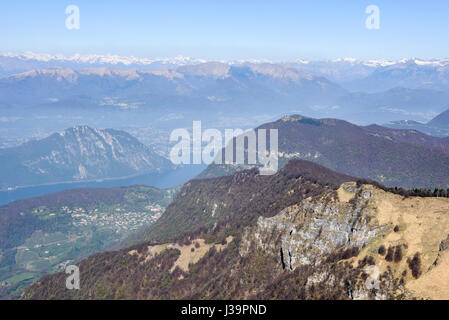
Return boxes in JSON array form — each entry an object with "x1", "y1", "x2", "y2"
[
  {"x1": 23, "y1": 159, "x2": 449, "y2": 300},
  {"x1": 428, "y1": 108, "x2": 449, "y2": 129},
  {"x1": 199, "y1": 115, "x2": 449, "y2": 189},
  {"x1": 0, "y1": 126, "x2": 173, "y2": 189}
]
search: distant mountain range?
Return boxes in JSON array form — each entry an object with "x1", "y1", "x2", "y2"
[
  {"x1": 2, "y1": 52, "x2": 449, "y2": 84},
  {"x1": 0, "y1": 63, "x2": 345, "y2": 111},
  {"x1": 0, "y1": 52, "x2": 208, "y2": 78},
  {"x1": 385, "y1": 108, "x2": 449, "y2": 137},
  {"x1": 2, "y1": 62, "x2": 449, "y2": 125},
  {"x1": 0, "y1": 126, "x2": 173, "y2": 189},
  {"x1": 199, "y1": 115, "x2": 449, "y2": 189},
  {"x1": 340, "y1": 58, "x2": 449, "y2": 92},
  {"x1": 3, "y1": 52, "x2": 449, "y2": 87}
]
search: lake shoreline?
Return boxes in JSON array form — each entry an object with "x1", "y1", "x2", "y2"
[{"x1": 0, "y1": 164, "x2": 206, "y2": 206}]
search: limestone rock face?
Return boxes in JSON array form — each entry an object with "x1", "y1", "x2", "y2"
[
  {"x1": 241, "y1": 181, "x2": 449, "y2": 300},
  {"x1": 241, "y1": 183, "x2": 381, "y2": 270}
]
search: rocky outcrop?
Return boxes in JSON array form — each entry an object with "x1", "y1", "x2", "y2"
[
  {"x1": 241, "y1": 184, "x2": 381, "y2": 270},
  {"x1": 241, "y1": 181, "x2": 449, "y2": 300}
]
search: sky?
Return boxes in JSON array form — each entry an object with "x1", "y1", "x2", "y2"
[{"x1": 1, "y1": 0, "x2": 448, "y2": 61}]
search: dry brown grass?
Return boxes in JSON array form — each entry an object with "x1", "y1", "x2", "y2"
[
  {"x1": 142, "y1": 236, "x2": 234, "y2": 272},
  {"x1": 340, "y1": 182, "x2": 449, "y2": 299},
  {"x1": 337, "y1": 183, "x2": 356, "y2": 203}
]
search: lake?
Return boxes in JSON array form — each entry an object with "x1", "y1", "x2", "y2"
[{"x1": 0, "y1": 164, "x2": 207, "y2": 206}]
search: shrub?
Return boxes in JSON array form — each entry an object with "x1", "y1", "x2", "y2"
[
  {"x1": 341, "y1": 247, "x2": 359, "y2": 260},
  {"x1": 394, "y1": 225, "x2": 399, "y2": 232},
  {"x1": 366, "y1": 256, "x2": 375, "y2": 266},
  {"x1": 326, "y1": 246, "x2": 359, "y2": 263},
  {"x1": 393, "y1": 246, "x2": 403, "y2": 263},
  {"x1": 408, "y1": 253, "x2": 422, "y2": 279},
  {"x1": 358, "y1": 255, "x2": 375, "y2": 268},
  {"x1": 385, "y1": 247, "x2": 394, "y2": 262},
  {"x1": 378, "y1": 245, "x2": 386, "y2": 255}
]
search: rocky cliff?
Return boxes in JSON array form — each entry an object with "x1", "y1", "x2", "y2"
[{"x1": 242, "y1": 181, "x2": 449, "y2": 299}]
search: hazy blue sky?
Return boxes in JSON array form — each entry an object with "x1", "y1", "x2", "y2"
[{"x1": 1, "y1": 0, "x2": 448, "y2": 60}]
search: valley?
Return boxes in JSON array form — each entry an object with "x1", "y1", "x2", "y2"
[{"x1": 0, "y1": 185, "x2": 174, "y2": 299}]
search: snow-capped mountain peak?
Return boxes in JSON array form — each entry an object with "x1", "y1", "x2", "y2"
[{"x1": 1, "y1": 52, "x2": 207, "y2": 67}]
